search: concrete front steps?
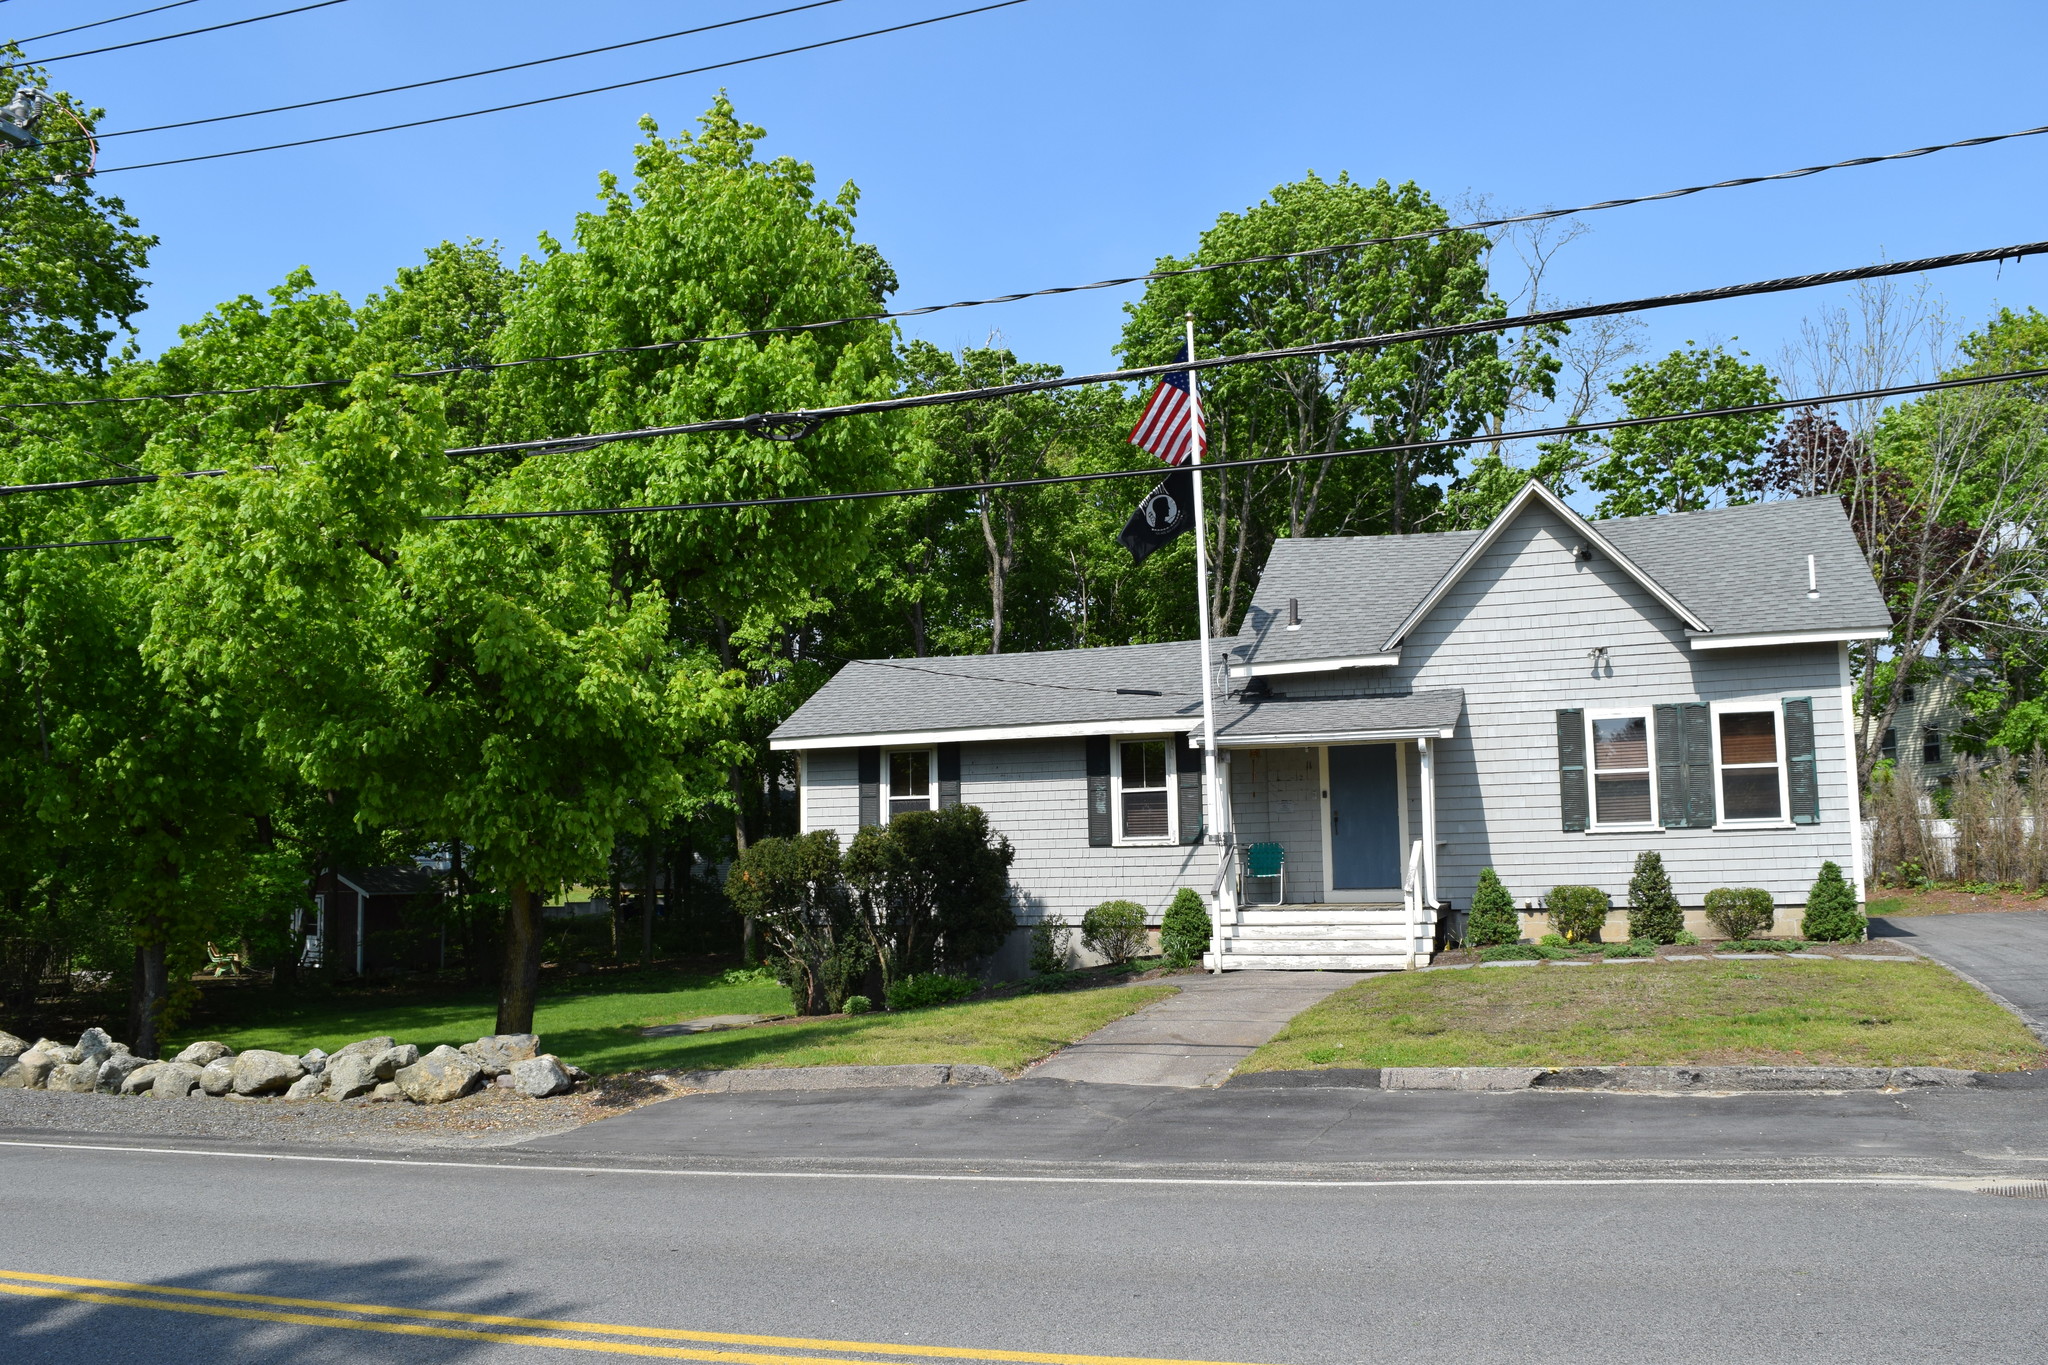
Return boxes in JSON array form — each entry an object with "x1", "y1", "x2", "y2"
[{"x1": 1202, "y1": 904, "x2": 1435, "y2": 972}]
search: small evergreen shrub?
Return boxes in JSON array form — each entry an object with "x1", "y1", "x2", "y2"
[
  {"x1": 1480, "y1": 943, "x2": 1544, "y2": 962},
  {"x1": 1703, "y1": 887, "x2": 1775, "y2": 941},
  {"x1": 1538, "y1": 931, "x2": 1570, "y2": 949},
  {"x1": 1674, "y1": 929, "x2": 1700, "y2": 946},
  {"x1": 1028, "y1": 919, "x2": 1073, "y2": 974},
  {"x1": 1465, "y1": 868, "x2": 1521, "y2": 946},
  {"x1": 1545, "y1": 885, "x2": 1611, "y2": 943},
  {"x1": 1601, "y1": 940, "x2": 1655, "y2": 959},
  {"x1": 1531, "y1": 943, "x2": 1578, "y2": 961},
  {"x1": 885, "y1": 972, "x2": 978, "y2": 1011},
  {"x1": 842, "y1": 995, "x2": 873, "y2": 1015},
  {"x1": 1080, "y1": 899, "x2": 1149, "y2": 965},
  {"x1": 1801, "y1": 861, "x2": 1864, "y2": 942},
  {"x1": 1159, "y1": 888, "x2": 1211, "y2": 967},
  {"x1": 1627, "y1": 851, "x2": 1684, "y2": 943}
]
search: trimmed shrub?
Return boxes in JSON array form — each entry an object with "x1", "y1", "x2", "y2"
[
  {"x1": 1479, "y1": 943, "x2": 1544, "y2": 962},
  {"x1": 1545, "y1": 885, "x2": 1610, "y2": 944},
  {"x1": 1465, "y1": 868, "x2": 1521, "y2": 946},
  {"x1": 1160, "y1": 888, "x2": 1211, "y2": 967},
  {"x1": 1080, "y1": 900, "x2": 1148, "y2": 965},
  {"x1": 1674, "y1": 929, "x2": 1700, "y2": 946},
  {"x1": 842, "y1": 995, "x2": 873, "y2": 1015},
  {"x1": 1028, "y1": 919, "x2": 1073, "y2": 974},
  {"x1": 884, "y1": 973, "x2": 978, "y2": 1011},
  {"x1": 1538, "y1": 932, "x2": 1570, "y2": 949},
  {"x1": 1703, "y1": 887, "x2": 1775, "y2": 941},
  {"x1": 1627, "y1": 851, "x2": 1684, "y2": 944},
  {"x1": 1802, "y1": 861, "x2": 1864, "y2": 942}
]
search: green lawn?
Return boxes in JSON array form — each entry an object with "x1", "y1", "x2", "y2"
[
  {"x1": 170, "y1": 965, "x2": 1174, "y2": 1076},
  {"x1": 1240, "y1": 959, "x2": 2045, "y2": 1073}
]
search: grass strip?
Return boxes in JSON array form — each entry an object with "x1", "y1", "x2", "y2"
[{"x1": 1240, "y1": 959, "x2": 2044, "y2": 1072}]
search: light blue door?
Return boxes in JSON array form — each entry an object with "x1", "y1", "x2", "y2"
[{"x1": 1329, "y1": 745, "x2": 1400, "y2": 890}]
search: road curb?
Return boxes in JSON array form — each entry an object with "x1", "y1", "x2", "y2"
[
  {"x1": 661, "y1": 1064, "x2": 1007, "y2": 1093},
  {"x1": 1228, "y1": 1064, "x2": 2045, "y2": 1092}
]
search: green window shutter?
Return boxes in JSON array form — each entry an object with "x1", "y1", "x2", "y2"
[
  {"x1": 1175, "y1": 733, "x2": 1205, "y2": 846},
  {"x1": 1681, "y1": 704, "x2": 1715, "y2": 827},
  {"x1": 1085, "y1": 737, "x2": 1112, "y2": 847},
  {"x1": 1655, "y1": 704, "x2": 1685, "y2": 828},
  {"x1": 1556, "y1": 709, "x2": 1587, "y2": 832},
  {"x1": 936, "y1": 742, "x2": 962, "y2": 809},
  {"x1": 1784, "y1": 696, "x2": 1819, "y2": 825},
  {"x1": 857, "y1": 748, "x2": 880, "y2": 827}
]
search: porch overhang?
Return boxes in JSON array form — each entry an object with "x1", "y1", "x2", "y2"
[{"x1": 1211, "y1": 688, "x2": 1464, "y2": 749}]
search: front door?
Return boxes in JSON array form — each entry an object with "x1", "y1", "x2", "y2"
[{"x1": 1328, "y1": 744, "x2": 1400, "y2": 890}]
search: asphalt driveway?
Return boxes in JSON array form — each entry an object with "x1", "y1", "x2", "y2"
[{"x1": 1870, "y1": 909, "x2": 2048, "y2": 1039}]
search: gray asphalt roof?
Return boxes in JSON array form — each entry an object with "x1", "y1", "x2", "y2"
[{"x1": 1214, "y1": 689, "x2": 1465, "y2": 744}]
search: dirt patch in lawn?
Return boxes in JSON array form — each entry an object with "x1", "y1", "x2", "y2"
[
  {"x1": 1240, "y1": 958, "x2": 2045, "y2": 1073},
  {"x1": 1868, "y1": 888, "x2": 2048, "y2": 918}
]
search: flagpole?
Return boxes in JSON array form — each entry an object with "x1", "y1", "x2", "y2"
[{"x1": 1183, "y1": 313, "x2": 1226, "y2": 974}]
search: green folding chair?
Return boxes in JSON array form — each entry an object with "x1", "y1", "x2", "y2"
[{"x1": 1242, "y1": 841, "x2": 1286, "y2": 905}]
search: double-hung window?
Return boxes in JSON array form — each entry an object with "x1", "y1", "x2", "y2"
[
  {"x1": 888, "y1": 749, "x2": 935, "y2": 820},
  {"x1": 1587, "y1": 713, "x2": 1655, "y2": 828},
  {"x1": 1116, "y1": 738, "x2": 1174, "y2": 843},
  {"x1": 1714, "y1": 707, "x2": 1786, "y2": 823}
]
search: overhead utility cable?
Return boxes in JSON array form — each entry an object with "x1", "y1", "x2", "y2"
[
  {"x1": 12, "y1": 116, "x2": 2048, "y2": 415},
  {"x1": 13, "y1": 0, "x2": 204, "y2": 46},
  {"x1": 66, "y1": 0, "x2": 1028, "y2": 171},
  {"x1": 27, "y1": 0, "x2": 350, "y2": 63},
  {"x1": 41, "y1": 0, "x2": 849, "y2": 145},
  {"x1": 447, "y1": 236, "x2": 2048, "y2": 456},
  {"x1": 7, "y1": 365, "x2": 2043, "y2": 549}
]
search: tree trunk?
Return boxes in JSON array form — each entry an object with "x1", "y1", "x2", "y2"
[
  {"x1": 496, "y1": 880, "x2": 543, "y2": 1035},
  {"x1": 130, "y1": 935, "x2": 168, "y2": 1059},
  {"x1": 641, "y1": 826, "x2": 660, "y2": 968}
]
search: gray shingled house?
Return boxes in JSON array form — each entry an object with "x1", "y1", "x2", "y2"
[{"x1": 771, "y1": 483, "x2": 1891, "y2": 970}]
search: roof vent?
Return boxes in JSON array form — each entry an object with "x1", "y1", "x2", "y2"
[
  {"x1": 1286, "y1": 597, "x2": 1301, "y2": 630},
  {"x1": 1807, "y1": 553, "x2": 1820, "y2": 600}
]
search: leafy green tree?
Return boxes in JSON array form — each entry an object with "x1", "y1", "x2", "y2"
[
  {"x1": 725, "y1": 830, "x2": 858, "y2": 1014},
  {"x1": 843, "y1": 805, "x2": 1016, "y2": 991},
  {"x1": 1587, "y1": 343, "x2": 1781, "y2": 515}
]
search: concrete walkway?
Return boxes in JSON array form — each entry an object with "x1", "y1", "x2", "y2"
[
  {"x1": 1023, "y1": 969, "x2": 1371, "y2": 1087},
  {"x1": 1872, "y1": 910, "x2": 2048, "y2": 1042}
]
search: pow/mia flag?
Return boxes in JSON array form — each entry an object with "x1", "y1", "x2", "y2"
[{"x1": 1117, "y1": 467, "x2": 1196, "y2": 565}]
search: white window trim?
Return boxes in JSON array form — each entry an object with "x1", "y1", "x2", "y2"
[
  {"x1": 885, "y1": 747, "x2": 939, "y2": 819},
  {"x1": 1710, "y1": 700, "x2": 1794, "y2": 829},
  {"x1": 1112, "y1": 735, "x2": 1178, "y2": 847},
  {"x1": 1584, "y1": 708, "x2": 1660, "y2": 833}
]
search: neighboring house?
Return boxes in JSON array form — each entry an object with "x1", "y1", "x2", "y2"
[
  {"x1": 1860, "y1": 662, "x2": 1996, "y2": 789},
  {"x1": 304, "y1": 866, "x2": 441, "y2": 975},
  {"x1": 771, "y1": 484, "x2": 1892, "y2": 970}
]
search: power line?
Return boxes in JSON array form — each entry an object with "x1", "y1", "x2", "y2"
[
  {"x1": 13, "y1": 0, "x2": 204, "y2": 45},
  {"x1": 11, "y1": 116, "x2": 2048, "y2": 414},
  {"x1": 27, "y1": 0, "x2": 349, "y2": 63},
  {"x1": 47, "y1": 0, "x2": 850, "y2": 146},
  {"x1": 8, "y1": 364, "x2": 2043, "y2": 548},
  {"x1": 444, "y1": 236, "x2": 2048, "y2": 456},
  {"x1": 66, "y1": 0, "x2": 1028, "y2": 171}
]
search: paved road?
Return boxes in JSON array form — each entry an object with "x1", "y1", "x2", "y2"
[
  {"x1": 1871, "y1": 910, "x2": 2048, "y2": 1038},
  {"x1": 4, "y1": 1124, "x2": 2047, "y2": 1365},
  {"x1": 1027, "y1": 970, "x2": 1366, "y2": 1086}
]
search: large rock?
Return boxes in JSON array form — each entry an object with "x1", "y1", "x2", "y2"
[
  {"x1": 0, "y1": 1030, "x2": 28, "y2": 1058},
  {"x1": 46, "y1": 1058, "x2": 102, "y2": 1093},
  {"x1": 229, "y1": 1050, "x2": 306, "y2": 1096},
  {"x1": 329, "y1": 1036, "x2": 396, "y2": 1065},
  {"x1": 370, "y1": 1044, "x2": 419, "y2": 1080},
  {"x1": 96, "y1": 1052, "x2": 150, "y2": 1094},
  {"x1": 298, "y1": 1048, "x2": 328, "y2": 1075},
  {"x1": 324, "y1": 1053, "x2": 380, "y2": 1100},
  {"x1": 369, "y1": 1081, "x2": 403, "y2": 1102},
  {"x1": 119, "y1": 1062, "x2": 168, "y2": 1095},
  {"x1": 394, "y1": 1046, "x2": 483, "y2": 1104},
  {"x1": 283, "y1": 1074, "x2": 326, "y2": 1101},
  {"x1": 0, "y1": 1048, "x2": 58, "y2": 1089},
  {"x1": 174, "y1": 1040, "x2": 232, "y2": 1067},
  {"x1": 508, "y1": 1054, "x2": 573, "y2": 1098},
  {"x1": 76, "y1": 1028, "x2": 115, "y2": 1060},
  {"x1": 148, "y1": 1062, "x2": 205, "y2": 1099},
  {"x1": 460, "y1": 1034, "x2": 540, "y2": 1077},
  {"x1": 198, "y1": 1060, "x2": 236, "y2": 1096}
]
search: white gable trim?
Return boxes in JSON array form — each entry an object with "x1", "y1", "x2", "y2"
[
  {"x1": 1227, "y1": 652, "x2": 1400, "y2": 679},
  {"x1": 1382, "y1": 481, "x2": 1710, "y2": 650},
  {"x1": 1688, "y1": 627, "x2": 1890, "y2": 651},
  {"x1": 771, "y1": 716, "x2": 1197, "y2": 751}
]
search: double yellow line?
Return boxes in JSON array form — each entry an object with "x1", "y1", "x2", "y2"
[{"x1": 0, "y1": 1269, "x2": 1276, "y2": 1365}]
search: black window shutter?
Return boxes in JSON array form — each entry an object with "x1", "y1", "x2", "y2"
[
  {"x1": 1556, "y1": 709, "x2": 1587, "y2": 832},
  {"x1": 1681, "y1": 704, "x2": 1715, "y2": 827},
  {"x1": 857, "y1": 747, "x2": 880, "y2": 828},
  {"x1": 1655, "y1": 704, "x2": 1685, "y2": 828},
  {"x1": 1175, "y1": 733, "x2": 1204, "y2": 845},
  {"x1": 1085, "y1": 737, "x2": 1112, "y2": 847},
  {"x1": 1784, "y1": 697, "x2": 1819, "y2": 825},
  {"x1": 937, "y1": 743, "x2": 962, "y2": 808}
]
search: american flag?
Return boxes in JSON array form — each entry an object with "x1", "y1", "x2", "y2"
[{"x1": 1126, "y1": 344, "x2": 1207, "y2": 465}]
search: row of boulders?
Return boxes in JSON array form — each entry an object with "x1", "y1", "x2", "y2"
[{"x1": 0, "y1": 1028, "x2": 585, "y2": 1104}]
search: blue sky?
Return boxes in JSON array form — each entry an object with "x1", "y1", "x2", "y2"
[{"x1": 13, "y1": 0, "x2": 2048, "y2": 418}]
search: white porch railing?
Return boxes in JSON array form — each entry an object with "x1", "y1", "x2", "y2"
[{"x1": 1401, "y1": 839, "x2": 1423, "y2": 970}]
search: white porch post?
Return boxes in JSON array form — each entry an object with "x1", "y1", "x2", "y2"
[{"x1": 1418, "y1": 739, "x2": 1440, "y2": 909}]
